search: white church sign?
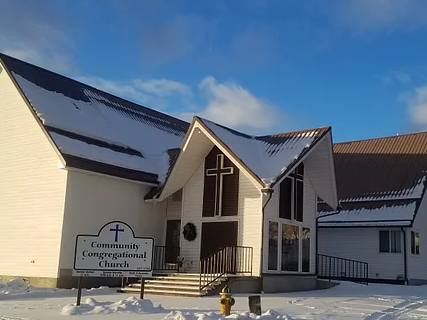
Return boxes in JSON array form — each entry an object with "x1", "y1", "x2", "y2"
[{"x1": 73, "y1": 221, "x2": 154, "y2": 278}]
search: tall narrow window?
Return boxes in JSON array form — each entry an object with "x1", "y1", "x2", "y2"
[
  {"x1": 295, "y1": 180, "x2": 304, "y2": 222},
  {"x1": 279, "y1": 163, "x2": 304, "y2": 221},
  {"x1": 411, "y1": 231, "x2": 420, "y2": 255},
  {"x1": 302, "y1": 227, "x2": 310, "y2": 272},
  {"x1": 281, "y1": 224, "x2": 299, "y2": 271},
  {"x1": 279, "y1": 178, "x2": 292, "y2": 219},
  {"x1": 268, "y1": 222, "x2": 278, "y2": 270}
]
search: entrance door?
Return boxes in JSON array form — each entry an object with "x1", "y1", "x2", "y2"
[
  {"x1": 200, "y1": 221, "x2": 238, "y2": 272},
  {"x1": 165, "y1": 220, "x2": 180, "y2": 263}
]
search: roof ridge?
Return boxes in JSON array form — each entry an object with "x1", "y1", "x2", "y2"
[
  {"x1": 256, "y1": 126, "x2": 331, "y2": 138},
  {"x1": 196, "y1": 116, "x2": 256, "y2": 139},
  {"x1": 0, "y1": 52, "x2": 190, "y2": 129},
  {"x1": 335, "y1": 130, "x2": 427, "y2": 145}
]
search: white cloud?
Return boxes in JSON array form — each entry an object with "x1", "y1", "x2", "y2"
[
  {"x1": 401, "y1": 84, "x2": 427, "y2": 127},
  {"x1": 194, "y1": 76, "x2": 282, "y2": 131},
  {"x1": 74, "y1": 76, "x2": 193, "y2": 112},
  {"x1": 0, "y1": 0, "x2": 73, "y2": 73},
  {"x1": 382, "y1": 71, "x2": 412, "y2": 85},
  {"x1": 133, "y1": 79, "x2": 191, "y2": 97},
  {"x1": 75, "y1": 76, "x2": 151, "y2": 105},
  {"x1": 333, "y1": 0, "x2": 427, "y2": 34},
  {"x1": 74, "y1": 75, "x2": 282, "y2": 132}
]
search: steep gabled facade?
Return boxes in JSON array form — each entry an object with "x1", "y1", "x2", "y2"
[{"x1": 0, "y1": 53, "x2": 338, "y2": 293}]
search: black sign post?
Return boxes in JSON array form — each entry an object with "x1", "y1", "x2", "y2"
[
  {"x1": 76, "y1": 276, "x2": 82, "y2": 306},
  {"x1": 140, "y1": 278, "x2": 146, "y2": 299}
]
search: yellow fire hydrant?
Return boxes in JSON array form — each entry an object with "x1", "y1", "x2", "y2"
[{"x1": 219, "y1": 285, "x2": 235, "y2": 316}]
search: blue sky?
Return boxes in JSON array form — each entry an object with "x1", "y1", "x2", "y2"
[{"x1": 1, "y1": 0, "x2": 427, "y2": 142}]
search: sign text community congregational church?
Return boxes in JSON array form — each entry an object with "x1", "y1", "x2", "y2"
[{"x1": 73, "y1": 221, "x2": 154, "y2": 277}]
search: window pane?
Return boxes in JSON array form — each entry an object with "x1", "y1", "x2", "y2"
[
  {"x1": 296, "y1": 163, "x2": 304, "y2": 176},
  {"x1": 390, "y1": 231, "x2": 401, "y2": 253},
  {"x1": 279, "y1": 178, "x2": 292, "y2": 219},
  {"x1": 268, "y1": 222, "x2": 278, "y2": 270},
  {"x1": 379, "y1": 231, "x2": 390, "y2": 252},
  {"x1": 281, "y1": 224, "x2": 299, "y2": 271},
  {"x1": 302, "y1": 227, "x2": 310, "y2": 272},
  {"x1": 413, "y1": 232, "x2": 420, "y2": 255},
  {"x1": 295, "y1": 180, "x2": 304, "y2": 222}
]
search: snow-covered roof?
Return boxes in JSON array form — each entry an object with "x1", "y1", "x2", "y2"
[
  {"x1": 0, "y1": 53, "x2": 189, "y2": 183},
  {"x1": 1, "y1": 53, "x2": 333, "y2": 189},
  {"x1": 199, "y1": 118, "x2": 330, "y2": 186},
  {"x1": 318, "y1": 200, "x2": 417, "y2": 227},
  {"x1": 318, "y1": 132, "x2": 427, "y2": 227}
]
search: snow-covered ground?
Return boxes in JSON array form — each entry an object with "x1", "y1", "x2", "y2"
[{"x1": 2, "y1": 279, "x2": 427, "y2": 320}]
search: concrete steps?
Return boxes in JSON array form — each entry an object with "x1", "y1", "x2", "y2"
[{"x1": 121, "y1": 273, "x2": 226, "y2": 297}]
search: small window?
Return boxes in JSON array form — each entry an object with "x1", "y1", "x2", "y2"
[
  {"x1": 379, "y1": 231, "x2": 390, "y2": 252},
  {"x1": 379, "y1": 230, "x2": 401, "y2": 253},
  {"x1": 171, "y1": 189, "x2": 182, "y2": 202},
  {"x1": 411, "y1": 231, "x2": 420, "y2": 255},
  {"x1": 390, "y1": 230, "x2": 401, "y2": 253}
]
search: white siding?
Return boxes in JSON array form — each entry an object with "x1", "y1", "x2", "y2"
[
  {"x1": 318, "y1": 228, "x2": 405, "y2": 280},
  {"x1": 58, "y1": 170, "x2": 166, "y2": 270},
  {"x1": 166, "y1": 194, "x2": 182, "y2": 220},
  {"x1": 262, "y1": 168, "x2": 317, "y2": 274},
  {"x1": 239, "y1": 172, "x2": 263, "y2": 276},
  {"x1": 180, "y1": 163, "x2": 204, "y2": 272},
  {"x1": 407, "y1": 193, "x2": 427, "y2": 282},
  {"x1": 0, "y1": 65, "x2": 67, "y2": 278}
]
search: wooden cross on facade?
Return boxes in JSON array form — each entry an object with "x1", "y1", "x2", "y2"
[{"x1": 206, "y1": 154, "x2": 234, "y2": 216}]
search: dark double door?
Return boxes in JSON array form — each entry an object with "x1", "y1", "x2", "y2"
[{"x1": 200, "y1": 221, "x2": 238, "y2": 273}]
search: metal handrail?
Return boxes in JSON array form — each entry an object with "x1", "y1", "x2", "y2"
[
  {"x1": 153, "y1": 246, "x2": 180, "y2": 271},
  {"x1": 317, "y1": 254, "x2": 369, "y2": 285},
  {"x1": 199, "y1": 246, "x2": 253, "y2": 291}
]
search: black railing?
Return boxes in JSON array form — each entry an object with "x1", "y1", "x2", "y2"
[
  {"x1": 317, "y1": 254, "x2": 369, "y2": 285},
  {"x1": 199, "y1": 246, "x2": 253, "y2": 291},
  {"x1": 153, "y1": 246, "x2": 180, "y2": 271}
]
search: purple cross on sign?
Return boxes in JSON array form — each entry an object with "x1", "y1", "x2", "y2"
[{"x1": 110, "y1": 224, "x2": 124, "y2": 242}]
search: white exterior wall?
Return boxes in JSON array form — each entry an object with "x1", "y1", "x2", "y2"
[
  {"x1": 166, "y1": 194, "x2": 182, "y2": 220},
  {"x1": 0, "y1": 65, "x2": 67, "y2": 279},
  {"x1": 180, "y1": 160, "x2": 263, "y2": 275},
  {"x1": 58, "y1": 170, "x2": 166, "y2": 270},
  {"x1": 262, "y1": 168, "x2": 317, "y2": 274},
  {"x1": 318, "y1": 228, "x2": 405, "y2": 280},
  {"x1": 407, "y1": 193, "x2": 427, "y2": 283},
  {"x1": 180, "y1": 163, "x2": 204, "y2": 272}
]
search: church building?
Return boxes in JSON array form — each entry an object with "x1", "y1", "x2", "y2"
[{"x1": 0, "y1": 53, "x2": 338, "y2": 295}]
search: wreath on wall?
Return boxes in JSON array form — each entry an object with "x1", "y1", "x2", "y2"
[{"x1": 183, "y1": 222, "x2": 197, "y2": 241}]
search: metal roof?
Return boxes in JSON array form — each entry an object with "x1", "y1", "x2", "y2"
[{"x1": 318, "y1": 131, "x2": 427, "y2": 226}]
